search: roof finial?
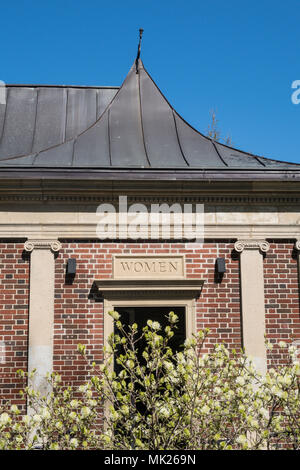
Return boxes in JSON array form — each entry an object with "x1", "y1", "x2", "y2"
[{"x1": 135, "y1": 28, "x2": 144, "y2": 73}]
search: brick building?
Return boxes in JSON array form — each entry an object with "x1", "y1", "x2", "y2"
[{"x1": 0, "y1": 54, "x2": 300, "y2": 407}]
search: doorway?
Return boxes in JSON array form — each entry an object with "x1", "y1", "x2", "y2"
[
  {"x1": 114, "y1": 306, "x2": 186, "y2": 373},
  {"x1": 103, "y1": 297, "x2": 196, "y2": 352}
]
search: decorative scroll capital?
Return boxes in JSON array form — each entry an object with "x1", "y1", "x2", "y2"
[
  {"x1": 24, "y1": 239, "x2": 62, "y2": 253},
  {"x1": 234, "y1": 239, "x2": 270, "y2": 254},
  {"x1": 295, "y1": 240, "x2": 300, "y2": 251}
]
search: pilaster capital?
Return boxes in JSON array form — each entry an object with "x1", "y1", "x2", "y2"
[
  {"x1": 294, "y1": 240, "x2": 300, "y2": 251},
  {"x1": 234, "y1": 239, "x2": 270, "y2": 254},
  {"x1": 24, "y1": 239, "x2": 62, "y2": 253}
]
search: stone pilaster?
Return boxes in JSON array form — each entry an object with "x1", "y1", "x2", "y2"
[
  {"x1": 24, "y1": 240, "x2": 61, "y2": 395},
  {"x1": 234, "y1": 239, "x2": 270, "y2": 375}
]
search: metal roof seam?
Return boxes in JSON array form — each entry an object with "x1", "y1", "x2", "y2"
[
  {"x1": 0, "y1": 88, "x2": 9, "y2": 147},
  {"x1": 71, "y1": 138, "x2": 76, "y2": 167},
  {"x1": 211, "y1": 140, "x2": 228, "y2": 167},
  {"x1": 30, "y1": 88, "x2": 39, "y2": 155},
  {"x1": 171, "y1": 108, "x2": 190, "y2": 167},
  {"x1": 108, "y1": 108, "x2": 112, "y2": 167},
  {"x1": 255, "y1": 156, "x2": 266, "y2": 167},
  {"x1": 63, "y1": 88, "x2": 69, "y2": 144},
  {"x1": 137, "y1": 62, "x2": 151, "y2": 168}
]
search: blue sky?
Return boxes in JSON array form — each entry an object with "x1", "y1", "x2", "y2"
[{"x1": 1, "y1": 0, "x2": 300, "y2": 163}]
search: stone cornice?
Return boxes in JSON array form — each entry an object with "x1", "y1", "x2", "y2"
[
  {"x1": 234, "y1": 239, "x2": 270, "y2": 253},
  {"x1": 95, "y1": 279, "x2": 204, "y2": 300},
  {"x1": 24, "y1": 239, "x2": 62, "y2": 253},
  {"x1": 0, "y1": 224, "x2": 297, "y2": 241},
  {"x1": 1, "y1": 194, "x2": 300, "y2": 205}
]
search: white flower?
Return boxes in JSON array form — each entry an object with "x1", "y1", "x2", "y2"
[
  {"x1": 247, "y1": 416, "x2": 259, "y2": 428},
  {"x1": 259, "y1": 408, "x2": 269, "y2": 420},
  {"x1": 184, "y1": 338, "x2": 195, "y2": 348},
  {"x1": 32, "y1": 414, "x2": 42, "y2": 424},
  {"x1": 0, "y1": 413, "x2": 10, "y2": 426},
  {"x1": 70, "y1": 399, "x2": 79, "y2": 408},
  {"x1": 226, "y1": 390, "x2": 234, "y2": 399},
  {"x1": 153, "y1": 334, "x2": 161, "y2": 345},
  {"x1": 163, "y1": 361, "x2": 174, "y2": 371},
  {"x1": 168, "y1": 312, "x2": 178, "y2": 323},
  {"x1": 41, "y1": 407, "x2": 51, "y2": 420},
  {"x1": 184, "y1": 338, "x2": 192, "y2": 348},
  {"x1": 271, "y1": 386, "x2": 283, "y2": 398},
  {"x1": 126, "y1": 360, "x2": 134, "y2": 369},
  {"x1": 81, "y1": 406, "x2": 91, "y2": 418},
  {"x1": 70, "y1": 438, "x2": 79, "y2": 449},
  {"x1": 289, "y1": 345, "x2": 297, "y2": 356},
  {"x1": 236, "y1": 434, "x2": 247, "y2": 445},
  {"x1": 87, "y1": 399, "x2": 97, "y2": 407},
  {"x1": 109, "y1": 310, "x2": 120, "y2": 321},
  {"x1": 236, "y1": 376, "x2": 245, "y2": 386},
  {"x1": 281, "y1": 375, "x2": 292, "y2": 386},
  {"x1": 69, "y1": 411, "x2": 77, "y2": 420},
  {"x1": 22, "y1": 415, "x2": 31, "y2": 426},
  {"x1": 200, "y1": 405, "x2": 210, "y2": 415},
  {"x1": 278, "y1": 341, "x2": 287, "y2": 348},
  {"x1": 159, "y1": 406, "x2": 170, "y2": 418},
  {"x1": 152, "y1": 321, "x2": 161, "y2": 331},
  {"x1": 215, "y1": 359, "x2": 224, "y2": 367},
  {"x1": 10, "y1": 405, "x2": 19, "y2": 414}
]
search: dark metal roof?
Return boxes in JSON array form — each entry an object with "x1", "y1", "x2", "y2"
[
  {"x1": 0, "y1": 85, "x2": 118, "y2": 161},
  {"x1": 0, "y1": 59, "x2": 299, "y2": 173}
]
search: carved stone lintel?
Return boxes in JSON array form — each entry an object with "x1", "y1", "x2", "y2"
[
  {"x1": 234, "y1": 239, "x2": 270, "y2": 254},
  {"x1": 24, "y1": 239, "x2": 62, "y2": 253},
  {"x1": 295, "y1": 240, "x2": 300, "y2": 251}
]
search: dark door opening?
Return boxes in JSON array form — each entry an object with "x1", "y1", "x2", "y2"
[{"x1": 114, "y1": 306, "x2": 186, "y2": 374}]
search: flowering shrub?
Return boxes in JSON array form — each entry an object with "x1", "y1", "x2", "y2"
[
  {"x1": 0, "y1": 370, "x2": 99, "y2": 450},
  {"x1": 0, "y1": 311, "x2": 299, "y2": 450}
]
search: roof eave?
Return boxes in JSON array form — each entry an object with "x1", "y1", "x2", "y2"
[{"x1": 0, "y1": 167, "x2": 300, "y2": 181}]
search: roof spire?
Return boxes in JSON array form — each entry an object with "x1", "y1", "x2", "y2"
[{"x1": 135, "y1": 28, "x2": 144, "y2": 73}]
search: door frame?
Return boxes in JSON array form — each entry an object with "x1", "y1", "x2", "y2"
[{"x1": 103, "y1": 297, "x2": 196, "y2": 348}]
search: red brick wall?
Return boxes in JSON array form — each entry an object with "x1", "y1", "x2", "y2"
[
  {"x1": 1, "y1": 239, "x2": 299, "y2": 404},
  {"x1": 264, "y1": 240, "x2": 300, "y2": 366},
  {"x1": 0, "y1": 242, "x2": 29, "y2": 409},
  {"x1": 53, "y1": 240, "x2": 241, "y2": 385}
]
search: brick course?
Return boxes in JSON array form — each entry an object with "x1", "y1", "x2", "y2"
[
  {"x1": 0, "y1": 243, "x2": 29, "y2": 409},
  {"x1": 0, "y1": 239, "x2": 299, "y2": 401},
  {"x1": 264, "y1": 240, "x2": 300, "y2": 366}
]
